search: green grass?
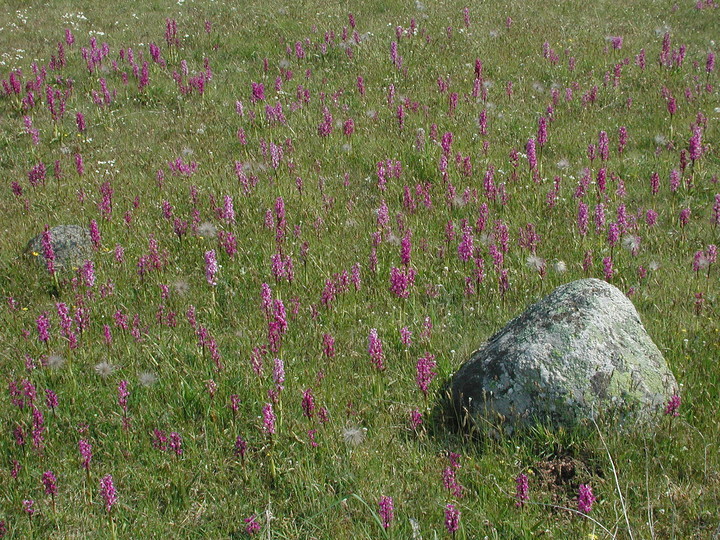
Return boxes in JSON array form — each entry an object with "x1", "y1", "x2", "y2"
[{"x1": 0, "y1": 0, "x2": 719, "y2": 537}]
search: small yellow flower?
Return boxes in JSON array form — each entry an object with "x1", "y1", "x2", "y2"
[{"x1": 31, "y1": 251, "x2": 39, "y2": 257}]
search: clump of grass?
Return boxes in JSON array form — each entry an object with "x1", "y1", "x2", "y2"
[{"x1": 0, "y1": 0, "x2": 718, "y2": 537}]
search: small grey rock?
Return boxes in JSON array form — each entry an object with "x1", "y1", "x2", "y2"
[
  {"x1": 450, "y1": 278, "x2": 677, "y2": 431},
  {"x1": 25, "y1": 225, "x2": 93, "y2": 272}
]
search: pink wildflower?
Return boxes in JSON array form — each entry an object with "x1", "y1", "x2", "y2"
[
  {"x1": 99, "y1": 474, "x2": 118, "y2": 513},
  {"x1": 577, "y1": 484, "x2": 596, "y2": 514},
  {"x1": 515, "y1": 473, "x2": 529, "y2": 507},
  {"x1": 368, "y1": 329, "x2": 385, "y2": 370},
  {"x1": 262, "y1": 403, "x2": 276, "y2": 435},
  {"x1": 445, "y1": 504, "x2": 460, "y2": 534},
  {"x1": 378, "y1": 496, "x2": 394, "y2": 529},
  {"x1": 664, "y1": 394, "x2": 681, "y2": 416},
  {"x1": 416, "y1": 353, "x2": 437, "y2": 396},
  {"x1": 205, "y1": 250, "x2": 219, "y2": 286}
]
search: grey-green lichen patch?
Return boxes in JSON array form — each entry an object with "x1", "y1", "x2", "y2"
[
  {"x1": 450, "y1": 279, "x2": 678, "y2": 432},
  {"x1": 25, "y1": 225, "x2": 93, "y2": 272}
]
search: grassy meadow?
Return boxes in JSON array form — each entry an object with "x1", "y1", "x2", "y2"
[{"x1": 0, "y1": 0, "x2": 719, "y2": 537}]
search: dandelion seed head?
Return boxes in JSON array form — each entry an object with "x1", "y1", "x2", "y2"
[
  {"x1": 478, "y1": 232, "x2": 492, "y2": 245},
  {"x1": 342, "y1": 426, "x2": 367, "y2": 446},
  {"x1": 622, "y1": 235, "x2": 641, "y2": 253},
  {"x1": 197, "y1": 222, "x2": 217, "y2": 239},
  {"x1": 386, "y1": 234, "x2": 401, "y2": 246},
  {"x1": 47, "y1": 354, "x2": 66, "y2": 369},
  {"x1": 138, "y1": 371, "x2": 158, "y2": 387},
  {"x1": 94, "y1": 361, "x2": 116, "y2": 377},
  {"x1": 526, "y1": 254, "x2": 545, "y2": 272},
  {"x1": 172, "y1": 279, "x2": 190, "y2": 296}
]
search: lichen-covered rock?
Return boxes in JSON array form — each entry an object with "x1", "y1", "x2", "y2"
[
  {"x1": 450, "y1": 278, "x2": 677, "y2": 431},
  {"x1": 25, "y1": 225, "x2": 93, "y2": 272}
]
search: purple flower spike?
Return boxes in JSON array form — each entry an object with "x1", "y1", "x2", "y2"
[
  {"x1": 262, "y1": 403, "x2": 276, "y2": 435},
  {"x1": 444, "y1": 503, "x2": 460, "y2": 533},
  {"x1": 205, "y1": 250, "x2": 219, "y2": 286},
  {"x1": 368, "y1": 329, "x2": 385, "y2": 370},
  {"x1": 577, "y1": 484, "x2": 596, "y2": 514},
  {"x1": 664, "y1": 394, "x2": 681, "y2": 417},
  {"x1": 99, "y1": 474, "x2": 118, "y2": 513},
  {"x1": 42, "y1": 470, "x2": 58, "y2": 496},
  {"x1": 378, "y1": 495, "x2": 394, "y2": 529},
  {"x1": 515, "y1": 473, "x2": 529, "y2": 507}
]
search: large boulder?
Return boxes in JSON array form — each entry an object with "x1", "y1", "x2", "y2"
[
  {"x1": 450, "y1": 279, "x2": 677, "y2": 431},
  {"x1": 25, "y1": 225, "x2": 93, "y2": 272}
]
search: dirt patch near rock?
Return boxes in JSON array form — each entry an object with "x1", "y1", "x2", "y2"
[{"x1": 531, "y1": 455, "x2": 600, "y2": 506}]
